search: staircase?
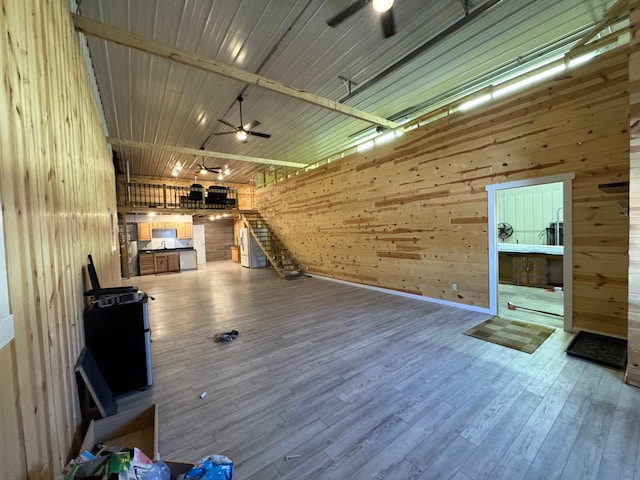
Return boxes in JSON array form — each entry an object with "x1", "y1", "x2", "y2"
[{"x1": 241, "y1": 212, "x2": 305, "y2": 279}]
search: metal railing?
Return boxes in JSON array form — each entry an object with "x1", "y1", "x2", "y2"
[{"x1": 117, "y1": 181, "x2": 238, "y2": 211}]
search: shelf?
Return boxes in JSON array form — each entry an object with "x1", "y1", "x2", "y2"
[
  {"x1": 598, "y1": 181, "x2": 629, "y2": 194},
  {"x1": 598, "y1": 181, "x2": 629, "y2": 215}
]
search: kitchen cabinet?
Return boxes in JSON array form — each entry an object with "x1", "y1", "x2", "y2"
[
  {"x1": 139, "y1": 253, "x2": 155, "y2": 275},
  {"x1": 230, "y1": 245, "x2": 240, "y2": 263},
  {"x1": 152, "y1": 222, "x2": 177, "y2": 230},
  {"x1": 177, "y1": 222, "x2": 192, "y2": 239},
  {"x1": 138, "y1": 222, "x2": 152, "y2": 241},
  {"x1": 167, "y1": 253, "x2": 180, "y2": 271},
  {"x1": 513, "y1": 256, "x2": 550, "y2": 287},
  {"x1": 140, "y1": 251, "x2": 180, "y2": 275},
  {"x1": 154, "y1": 252, "x2": 180, "y2": 274},
  {"x1": 154, "y1": 254, "x2": 168, "y2": 273}
]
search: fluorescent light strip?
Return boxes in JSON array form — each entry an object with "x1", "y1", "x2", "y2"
[
  {"x1": 568, "y1": 52, "x2": 596, "y2": 67},
  {"x1": 458, "y1": 94, "x2": 491, "y2": 112},
  {"x1": 493, "y1": 64, "x2": 566, "y2": 99},
  {"x1": 375, "y1": 132, "x2": 396, "y2": 145},
  {"x1": 356, "y1": 140, "x2": 375, "y2": 152}
]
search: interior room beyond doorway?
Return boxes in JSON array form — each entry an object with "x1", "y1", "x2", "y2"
[{"x1": 496, "y1": 182, "x2": 565, "y2": 330}]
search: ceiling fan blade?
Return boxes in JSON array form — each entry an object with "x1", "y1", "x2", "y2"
[
  {"x1": 196, "y1": 164, "x2": 222, "y2": 173},
  {"x1": 244, "y1": 120, "x2": 261, "y2": 130},
  {"x1": 212, "y1": 131, "x2": 235, "y2": 136},
  {"x1": 217, "y1": 119, "x2": 237, "y2": 129},
  {"x1": 326, "y1": 0, "x2": 368, "y2": 27},
  {"x1": 247, "y1": 131, "x2": 271, "y2": 139},
  {"x1": 381, "y1": 7, "x2": 395, "y2": 38}
]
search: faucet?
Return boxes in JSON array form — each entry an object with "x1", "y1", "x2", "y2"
[{"x1": 160, "y1": 240, "x2": 166, "y2": 249}]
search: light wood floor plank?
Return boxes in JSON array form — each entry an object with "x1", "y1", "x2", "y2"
[
  {"x1": 523, "y1": 416, "x2": 581, "y2": 480},
  {"x1": 560, "y1": 402, "x2": 616, "y2": 480},
  {"x1": 596, "y1": 458, "x2": 634, "y2": 480},
  {"x1": 460, "y1": 391, "x2": 542, "y2": 480},
  {"x1": 112, "y1": 262, "x2": 640, "y2": 479},
  {"x1": 415, "y1": 435, "x2": 477, "y2": 480},
  {"x1": 509, "y1": 360, "x2": 580, "y2": 461},
  {"x1": 461, "y1": 371, "x2": 536, "y2": 446}
]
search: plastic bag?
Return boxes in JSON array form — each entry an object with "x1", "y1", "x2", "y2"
[
  {"x1": 142, "y1": 460, "x2": 171, "y2": 480},
  {"x1": 183, "y1": 455, "x2": 233, "y2": 480}
]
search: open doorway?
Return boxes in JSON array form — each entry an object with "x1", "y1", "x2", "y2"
[{"x1": 486, "y1": 174, "x2": 574, "y2": 332}]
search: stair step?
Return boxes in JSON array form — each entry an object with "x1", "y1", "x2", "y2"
[{"x1": 242, "y1": 214, "x2": 303, "y2": 278}]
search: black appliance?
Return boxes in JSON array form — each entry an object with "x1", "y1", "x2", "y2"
[
  {"x1": 84, "y1": 301, "x2": 152, "y2": 396},
  {"x1": 83, "y1": 254, "x2": 152, "y2": 396},
  {"x1": 546, "y1": 222, "x2": 563, "y2": 246}
]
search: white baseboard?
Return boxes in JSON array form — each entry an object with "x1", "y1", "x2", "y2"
[{"x1": 307, "y1": 274, "x2": 491, "y2": 315}]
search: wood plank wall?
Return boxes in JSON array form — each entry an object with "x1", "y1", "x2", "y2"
[
  {"x1": 193, "y1": 218, "x2": 234, "y2": 261},
  {"x1": 626, "y1": 0, "x2": 640, "y2": 386},
  {"x1": 257, "y1": 47, "x2": 630, "y2": 338},
  {"x1": 0, "y1": 0, "x2": 119, "y2": 478}
]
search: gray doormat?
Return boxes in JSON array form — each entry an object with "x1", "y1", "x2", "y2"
[{"x1": 566, "y1": 331, "x2": 627, "y2": 369}]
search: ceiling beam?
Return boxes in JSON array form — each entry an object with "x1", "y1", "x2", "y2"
[
  {"x1": 568, "y1": 0, "x2": 628, "y2": 54},
  {"x1": 106, "y1": 138, "x2": 308, "y2": 168},
  {"x1": 72, "y1": 14, "x2": 400, "y2": 130}
]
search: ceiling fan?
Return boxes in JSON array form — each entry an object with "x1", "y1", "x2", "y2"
[
  {"x1": 214, "y1": 95, "x2": 271, "y2": 142},
  {"x1": 196, "y1": 161, "x2": 222, "y2": 175},
  {"x1": 326, "y1": 0, "x2": 396, "y2": 38}
]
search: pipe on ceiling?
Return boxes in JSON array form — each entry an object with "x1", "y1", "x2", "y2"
[{"x1": 339, "y1": 0, "x2": 504, "y2": 103}]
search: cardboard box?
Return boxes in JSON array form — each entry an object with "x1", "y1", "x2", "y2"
[
  {"x1": 58, "y1": 405, "x2": 195, "y2": 480},
  {"x1": 81, "y1": 404, "x2": 159, "y2": 461}
]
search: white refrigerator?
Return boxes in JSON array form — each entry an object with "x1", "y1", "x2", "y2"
[{"x1": 240, "y1": 227, "x2": 267, "y2": 268}]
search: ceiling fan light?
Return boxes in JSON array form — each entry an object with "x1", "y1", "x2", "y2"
[
  {"x1": 372, "y1": 0, "x2": 393, "y2": 13},
  {"x1": 218, "y1": 173, "x2": 224, "y2": 181},
  {"x1": 200, "y1": 167, "x2": 208, "y2": 175},
  {"x1": 236, "y1": 130, "x2": 247, "y2": 141}
]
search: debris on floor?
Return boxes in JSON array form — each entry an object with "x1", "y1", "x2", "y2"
[{"x1": 214, "y1": 330, "x2": 239, "y2": 343}]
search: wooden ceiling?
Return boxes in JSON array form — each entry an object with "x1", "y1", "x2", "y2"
[{"x1": 75, "y1": 0, "x2": 618, "y2": 184}]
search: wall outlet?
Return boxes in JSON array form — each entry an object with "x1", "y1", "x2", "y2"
[{"x1": 451, "y1": 283, "x2": 458, "y2": 291}]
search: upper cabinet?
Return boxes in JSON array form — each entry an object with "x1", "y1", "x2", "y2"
[
  {"x1": 177, "y1": 222, "x2": 193, "y2": 239},
  {"x1": 136, "y1": 220, "x2": 192, "y2": 240},
  {"x1": 138, "y1": 222, "x2": 152, "y2": 241},
  {"x1": 152, "y1": 221, "x2": 176, "y2": 230}
]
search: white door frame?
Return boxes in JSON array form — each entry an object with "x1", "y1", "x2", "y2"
[{"x1": 486, "y1": 173, "x2": 574, "y2": 332}]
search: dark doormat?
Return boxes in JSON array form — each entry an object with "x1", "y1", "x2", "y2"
[{"x1": 566, "y1": 331, "x2": 627, "y2": 369}]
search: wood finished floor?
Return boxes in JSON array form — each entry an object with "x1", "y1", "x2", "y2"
[
  {"x1": 498, "y1": 284, "x2": 564, "y2": 330},
  {"x1": 119, "y1": 262, "x2": 640, "y2": 480}
]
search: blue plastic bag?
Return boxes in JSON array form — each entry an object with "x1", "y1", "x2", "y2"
[{"x1": 183, "y1": 455, "x2": 233, "y2": 480}]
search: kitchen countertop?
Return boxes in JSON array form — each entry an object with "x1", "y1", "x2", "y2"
[
  {"x1": 138, "y1": 247, "x2": 195, "y2": 253},
  {"x1": 497, "y1": 244, "x2": 563, "y2": 255}
]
